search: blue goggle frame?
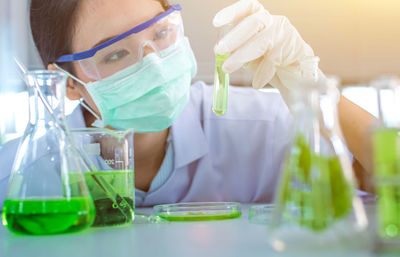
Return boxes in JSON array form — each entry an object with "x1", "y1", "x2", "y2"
[{"x1": 56, "y1": 4, "x2": 182, "y2": 63}]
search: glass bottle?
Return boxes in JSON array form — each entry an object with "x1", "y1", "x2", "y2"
[
  {"x1": 371, "y1": 76, "x2": 400, "y2": 250},
  {"x1": 269, "y1": 59, "x2": 369, "y2": 253},
  {"x1": 1, "y1": 70, "x2": 95, "y2": 235}
]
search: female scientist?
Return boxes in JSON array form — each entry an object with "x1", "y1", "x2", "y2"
[{"x1": 0, "y1": 0, "x2": 374, "y2": 206}]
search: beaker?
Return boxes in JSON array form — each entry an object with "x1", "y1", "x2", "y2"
[
  {"x1": 269, "y1": 62, "x2": 369, "y2": 253},
  {"x1": 1, "y1": 70, "x2": 95, "y2": 235},
  {"x1": 71, "y1": 128, "x2": 135, "y2": 227},
  {"x1": 371, "y1": 76, "x2": 400, "y2": 249}
]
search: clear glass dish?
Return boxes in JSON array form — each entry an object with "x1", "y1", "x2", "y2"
[
  {"x1": 248, "y1": 204, "x2": 274, "y2": 225},
  {"x1": 153, "y1": 202, "x2": 242, "y2": 221}
]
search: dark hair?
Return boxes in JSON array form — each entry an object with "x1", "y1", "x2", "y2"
[{"x1": 30, "y1": 0, "x2": 171, "y2": 72}]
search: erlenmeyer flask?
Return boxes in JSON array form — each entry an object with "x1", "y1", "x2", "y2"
[
  {"x1": 371, "y1": 76, "x2": 400, "y2": 249},
  {"x1": 269, "y1": 60, "x2": 369, "y2": 253},
  {"x1": 1, "y1": 70, "x2": 95, "y2": 235}
]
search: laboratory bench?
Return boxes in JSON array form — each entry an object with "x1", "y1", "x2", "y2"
[{"x1": 0, "y1": 204, "x2": 399, "y2": 257}]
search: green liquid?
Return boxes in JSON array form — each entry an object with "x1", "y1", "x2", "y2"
[
  {"x1": 373, "y1": 128, "x2": 400, "y2": 238},
  {"x1": 156, "y1": 210, "x2": 241, "y2": 221},
  {"x1": 278, "y1": 134, "x2": 353, "y2": 232},
  {"x1": 84, "y1": 170, "x2": 134, "y2": 227},
  {"x1": 1, "y1": 198, "x2": 94, "y2": 235},
  {"x1": 212, "y1": 54, "x2": 230, "y2": 116}
]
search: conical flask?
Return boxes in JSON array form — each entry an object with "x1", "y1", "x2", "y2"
[
  {"x1": 1, "y1": 70, "x2": 95, "y2": 235},
  {"x1": 269, "y1": 59, "x2": 369, "y2": 253},
  {"x1": 371, "y1": 76, "x2": 400, "y2": 249}
]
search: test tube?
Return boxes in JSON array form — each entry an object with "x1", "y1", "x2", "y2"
[
  {"x1": 212, "y1": 54, "x2": 230, "y2": 116},
  {"x1": 212, "y1": 26, "x2": 231, "y2": 116}
]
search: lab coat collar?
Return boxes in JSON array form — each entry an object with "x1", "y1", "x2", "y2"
[
  {"x1": 66, "y1": 105, "x2": 87, "y2": 129},
  {"x1": 171, "y1": 97, "x2": 209, "y2": 170}
]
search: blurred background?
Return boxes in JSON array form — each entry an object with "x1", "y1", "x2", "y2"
[
  {"x1": 0, "y1": 0, "x2": 400, "y2": 146},
  {"x1": 182, "y1": 0, "x2": 400, "y2": 86}
]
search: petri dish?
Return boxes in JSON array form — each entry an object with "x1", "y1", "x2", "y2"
[
  {"x1": 153, "y1": 202, "x2": 242, "y2": 221},
  {"x1": 248, "y1": 204, "x2": 274, "y2": 225}
]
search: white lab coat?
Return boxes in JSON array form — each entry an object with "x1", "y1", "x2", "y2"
[{"x1": 0, "y1": 81, "x2": 292, "y2": 208}]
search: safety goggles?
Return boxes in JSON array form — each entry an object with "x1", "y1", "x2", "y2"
[{"x1": 56, "y1": 4, "x2": 183, "y2": 80}]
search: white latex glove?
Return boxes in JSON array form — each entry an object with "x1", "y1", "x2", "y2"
[{"x1": 213, "y1": 0, "x2": 322, "y2": 102}]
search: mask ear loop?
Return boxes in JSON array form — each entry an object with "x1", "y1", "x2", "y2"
[
  {"x1": 53, "y1": 63, "x2": 105, "y2": 128},
  {"x1": 79, "y1": 100, "x2": 104, "y2": 128}
]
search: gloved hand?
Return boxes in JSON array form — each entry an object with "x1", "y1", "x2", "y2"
[{"x1": 213, "y1": 0, "x2": 323, "y2": 102}]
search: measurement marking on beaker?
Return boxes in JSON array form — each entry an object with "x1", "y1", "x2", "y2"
[{"x1": 105, "y1": 159, "x2": 115, "y2": 165}]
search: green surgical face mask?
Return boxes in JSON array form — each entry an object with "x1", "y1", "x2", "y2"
[{"x1": 56, "y1": 38, "x2": 197, "y2": 133}]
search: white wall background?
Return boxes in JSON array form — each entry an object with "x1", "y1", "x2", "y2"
[{"x1": 179, "y1": 0, "x2": 400, "y2": 85}]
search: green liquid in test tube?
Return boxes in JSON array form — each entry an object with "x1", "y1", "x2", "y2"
[
  {"x1": 212, "y1": 25, "x2": 232, "y2": 116},
  {"x1": 212, "y1": 54, "x2": 230, "y2": 116}
]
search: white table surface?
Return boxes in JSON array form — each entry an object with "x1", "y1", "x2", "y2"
[{"x1": 0, "y1": 204, "x2": 399, "y2": 257}]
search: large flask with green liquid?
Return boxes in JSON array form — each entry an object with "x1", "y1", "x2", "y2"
[
  {"x1": 269, "y1": 59, "x2": 369, "y2": 253},
  {"x1": 1, "y1": 70, "x2": 95, "y2": 235},
  {"x1": 371, "y1": 76, "x2": 400, "y2": 250}
]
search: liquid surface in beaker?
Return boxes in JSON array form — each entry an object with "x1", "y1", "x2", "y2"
[
  {"x1": 2, "y1": 197, "x2": 94, "y2": 235},
  {"x1": 373, "y1": 128, "x2": 400, "y2": 238},
  {"x1": 278, "y1": 134, "x2": 353, "y2": 232},
  {"x1": 84, "y1": 170, "x2": 135, "y2": 227}
]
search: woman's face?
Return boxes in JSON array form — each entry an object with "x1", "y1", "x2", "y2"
[{"x1": 65, "y1": 0, "x2": 165, "y2": 115}]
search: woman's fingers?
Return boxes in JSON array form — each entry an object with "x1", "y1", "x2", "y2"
[
  {"x1": 275, "y1": 16, "x2": 314, "y2": 66},
  {"x1": 213, "y1": 1, "x2": 317, "y2": 92},
  {"x1": 214, "y1": 9, "x2": 273, "y2": 56},
  {"x1": 221, "y1": 28, "x2": 273, "y2": 73},
  {"x1": 253, "y1": 56, "x2": 277, "y2": 89},
  {"x1": 213, "y1": 0, "x2": 265, "y2": 27}
]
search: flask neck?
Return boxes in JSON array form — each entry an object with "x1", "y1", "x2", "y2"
[
  {"x1": 293, "y1": 78, "x2": 343, "y2": 155},
  {"x1": 291, "y1": 88, "x2": 322, "y2": 118},
  {"x1": 289, "y1": 56, "x2": 321, "y2": 113},
  {"x1": 374, "y1": 77, "x2": 400, "y2": 128},
  {"x1": 28, "y1": 86, "x2": 65, "y2": 126}
]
